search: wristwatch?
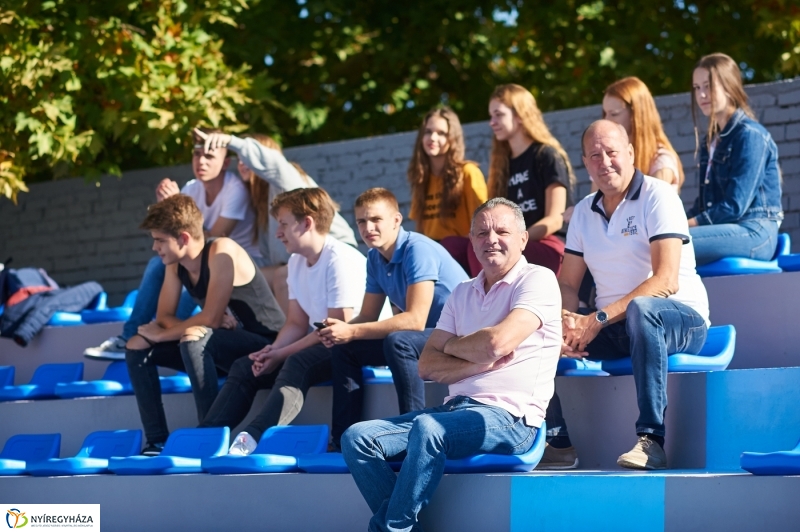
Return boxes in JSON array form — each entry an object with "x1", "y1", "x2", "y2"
[{"x1": 595, "y1": 310, "x2": 609, "y2": 327}]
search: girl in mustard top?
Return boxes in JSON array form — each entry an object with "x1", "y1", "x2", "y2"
[{"x1": 407, "y1": 107, "x2": 488, "y2": 274}]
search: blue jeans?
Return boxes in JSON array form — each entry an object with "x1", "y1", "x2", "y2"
[
  {"x1": 690, "y1": 218, "x2": 778, "y2": 266},
  {"x1": 330, "y1": 329, "x2": 433, "y2": 446},
  {"x1": 122, "y1": 256, "x2": 198, "y2": 340},
  {"x1": 342, "y1": 397, "x2": 537, "y2": 532},
  {"x1": 546, "y1": 297, "x2": 707, "y2": 439}
]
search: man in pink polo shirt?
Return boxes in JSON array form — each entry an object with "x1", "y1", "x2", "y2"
[{"x1": 341, "y1": 197, "x2": 562, "y2": 532}]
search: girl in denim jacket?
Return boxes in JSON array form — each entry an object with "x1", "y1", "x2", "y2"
[{"x1": 687, "y1": 53, "x2": 783, "y2": 265}]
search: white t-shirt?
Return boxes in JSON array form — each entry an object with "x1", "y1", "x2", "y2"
[
  {"x1": 566, "y1": 170, "x2": 710, "y2": 325},
  {"x1": 287, "y1": 236, "x2": 374, "y2": 326},
  {"x1": 182, "y1": 172, "x2": 262, "y2": 260}
]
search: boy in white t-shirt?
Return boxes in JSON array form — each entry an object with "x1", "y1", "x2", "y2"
[{"x1": 201, "y1": 187, "x2": 377, "y2": 454}]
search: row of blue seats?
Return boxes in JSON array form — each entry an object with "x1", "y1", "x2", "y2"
[
  {"x1": 0, "y1": 424, "x2": 546, "y2": 477},
  {"x1": 0, "y1": 362, "x2": 394, "y2": 402},
  {"x1": 4, "y1": 423, "x2": 798, "y2": 477}
]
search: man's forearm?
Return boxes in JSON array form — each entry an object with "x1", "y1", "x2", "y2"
[
  {"x1": 559, "y1": 283, "x2": 581, "y2": 313},
  {"x1": 602, "y1": 275, "x2": 676, "y2": 324},
  {"x1": 443, "y1": 329, "x2": 500, "y2": 364},
  {"x1": 350, "y1": 312, "x2": 426, "y2": 340},
  {"x1": 419, "y1": 347, "x2": 491, "y2": 384}
]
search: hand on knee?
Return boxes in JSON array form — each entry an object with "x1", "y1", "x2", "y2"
[{"x1": 180, "y1": 326, "x2": 209, "y2": 343}]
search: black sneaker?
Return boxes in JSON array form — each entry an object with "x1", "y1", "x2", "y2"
[{"x1": 141, "y1": 442, "x2": 165, "y2": 456}]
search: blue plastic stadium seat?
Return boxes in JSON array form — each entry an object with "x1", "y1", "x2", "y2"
[
  {"x1": 108, "y1": 427, "x2": 229, "y2": 475},
  {"x1": 558, "y1": 325, "x2": 735, "y2": 377},
  {"x1": 777, "y1": 254, "x2": 800, "y2": 272},
  {"x1": 0, "y1": 434, "x2": 61, "y2": 476},
  {"x1": 741, "y1": 438, "x2": 800, "y2": 475},
  {"x1": 47, "y1": 292, "x2": 108, "y2": 327},
  {"x1": 696, "y1": 233, "x2": 790, "y2": 277},
  {"x1": 0, "y1": 363, "x2": 84, "y2": 402},
  {"x1": 0, "y1": 366, "x2": 15, "y2": 387},
  {"x1": 299, "y1": 422, "x2": 548, "y2": 474},
  {"x1": 54, "y1": 362, "x2": 132, "y2": 399},
  {"x1": 27, "y1": 430, "x2": 142, "y2": 477},
  {"x1": 81, "y1": 290, "x2": 137, "y2": 324},
  {"x1": 363, "y1": 366, "x2": 393, "y2": 384},
  {"x1": 159, "y1": 373, "x2": 192, "y2": 394},
  {"x1": 203, "y1": 425, "x2": 329, "y2": 474}
]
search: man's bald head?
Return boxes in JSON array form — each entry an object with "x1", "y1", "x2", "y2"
[{"x1": 581, "y1": 120, "x2": 629, "y2": 156}]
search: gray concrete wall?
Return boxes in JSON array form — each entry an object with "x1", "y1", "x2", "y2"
[{"x1": 1, "y1": 79, "x2": 798, "y2": 305}]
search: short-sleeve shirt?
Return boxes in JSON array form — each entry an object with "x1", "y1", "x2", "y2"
[
  {"x1": 506, "y1": 143, "x2": 572, "y2": 228},
  {"x1": 287, "y1": 236, "x2": 369, "y2": 327},
  {"x1": 565, "y1": 170, "x2": 710, "y2": 325},
  {"x1": 436, "y1": 257, "x2": 562, "y2": 427},
  {"x1": 181, "y1": 172, "x2": 262, "y2": 260},
  {"x1": 409, "y1": 163, "x2": 488, "y2": 241},
  {"x1": 365, "y1": 228, "x2": 468, "y2": 327}
]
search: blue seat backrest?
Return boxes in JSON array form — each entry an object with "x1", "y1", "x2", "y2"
[
  {"x1": 101, "y1": 362, "x2": 130, "y2": 384},
  {"x1": 0, "y1": 366, "x2": 14, "y2": 387},
  {"x1": 696, "y1": 325, "x2": 735, "y2": 357},
  {"x1": 76, "y1": 430, "x2": 142, "y2": 459},
  {"x1": 90, "y1": 292, "x2": 108, "y2": 311},
  {"x1": 256, "y1": 425, "x2": 329, "y2": 456},
  {"x1": 774, "y1": 233, "x2": 791, "y2": 260},
  {"x1": 162, "y1": 427, "x2": 229, "y2": 458},
  {"x1": 30, "y1": 363, "x2": 83, "y2": 388},
  {"x1": 122, "y1": 290, "x2": 138, "y2": 309},
  {"x1": 0, "y1": 434, "x2": 61, "y2": 462}
]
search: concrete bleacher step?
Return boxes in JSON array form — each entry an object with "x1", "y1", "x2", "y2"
[
  {"x1": 2, "y1": 469, "x2": 798, "y2": 531},
  {"x1": 2, "y1": 367, "x2": 798, "y2": 471},
  {"x1": 703, "y1": 270, "x2": 800, "y2": 369},
  {"x1": 0, "y1": 322, "x2": 123, "y2": 382}
]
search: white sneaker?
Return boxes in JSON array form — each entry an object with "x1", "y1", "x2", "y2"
[
  {"x1": 228, "y1": 432, "x2": 258, "y2": 456},
  {"x1": 84, "y1": 336, "x2": 127, "y2": 361}
]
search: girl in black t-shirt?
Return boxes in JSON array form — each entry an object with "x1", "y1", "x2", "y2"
[{"x1": 479, "y1": 84, "x2": 575, "y2": 276}]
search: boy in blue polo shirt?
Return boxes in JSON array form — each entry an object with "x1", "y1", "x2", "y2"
[{"x1": 319, "y1": 188, "x2": 467, "y2": 448}]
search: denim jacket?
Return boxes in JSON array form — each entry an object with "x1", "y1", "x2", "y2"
[{"x1": 687, "y1": 109, "x2": 783, "y2": 225}]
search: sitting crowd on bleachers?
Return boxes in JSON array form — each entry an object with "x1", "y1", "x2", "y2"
[{"x1": 1, "y1": 50, "x2": 786, "y2": 531}]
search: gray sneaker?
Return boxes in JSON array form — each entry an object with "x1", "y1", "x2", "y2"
[
  {"x1": 228, "y1": 432, "x2": 258, "y2": 456},
  {"x1": 83, "y1": 336, "x2": 127, "y2": 361},
  {"x1": 617, "y1": 436, "x2": 667, "y2": 470},
  {"x1": 536, "y1": 444, "x2": 579, "y2": 470}
]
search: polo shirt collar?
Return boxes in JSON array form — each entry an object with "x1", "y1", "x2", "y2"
[
  {"x1": 388, "y1": 227, "x2": 410, "y2": 264},
  {"x1": 590, "y1": 169, "x2": 645, "y2": 221},
  {"x1": 471, "y1": 256, "x2": 529, "y2": 293}
]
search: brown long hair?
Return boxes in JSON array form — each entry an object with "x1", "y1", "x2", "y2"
[
  {"x1": 604, "y1": 77, "x2": 684, "y2": 186},
  {"x1": 407, "y1": 107, "x2": 472, "y2": 224},
  {"x1": 487, "y1": 84, "x2": 575, "y2": 199},
  {"x1": 242, "y1": 133, "x2": 311, "y2": 243},
  {"x1": 692, "y1": 53, "x2": 754, "y2": 152}
]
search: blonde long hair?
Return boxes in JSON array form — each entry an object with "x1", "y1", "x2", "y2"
[
  {"x1": 604, "y1": 77, "x2": 684, "y2": 185},
  {"x1": 487, "y1": 84, "x2": 575, "y2": 199},
  {"x1": 242, "y1": 134, "x2": 311, "y2": 243},
  {"x1": 692, "y1": 53, "x2": 754, "y2": 152},
  {"x1": 407, "y1": 107, "x2": 473, "y2": 224}
]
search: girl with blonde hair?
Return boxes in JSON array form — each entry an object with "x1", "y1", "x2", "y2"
[
  {"x1": 685, "y1": 53, "x2": 783, "y2": 265},
  {"x1": 602, "y1": 76, "x2": 684, "y2": 191},
  {"x1": 407, "y1": 107, "x2": 487, "y2": 273},
  {"x1": 485, "y1": 84, "x2": 574, "y2": 275}
]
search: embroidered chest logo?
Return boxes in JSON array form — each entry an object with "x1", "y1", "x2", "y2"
[{"x1": 621, "y1": 216, "x2": 638, "y2": 237}]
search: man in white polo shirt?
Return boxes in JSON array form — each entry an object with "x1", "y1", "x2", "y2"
[
  {"x1": 541, "y1": 119, "x2": 709, "y2": 471},
  {"x1": 341, "y1": 198, "x2": 561, "y2": 532}
]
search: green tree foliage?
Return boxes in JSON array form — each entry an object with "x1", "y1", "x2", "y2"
[
  {"x1": 0, "y1": 0, "x2": 282, "y2": 202},
  {"x1": 2, "y1": 0, "x2": 799, "y2": 203}
]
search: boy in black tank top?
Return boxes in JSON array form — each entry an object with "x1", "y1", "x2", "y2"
[{"x1": 125, "y1": 195, "x2": 285, "y2": 455}]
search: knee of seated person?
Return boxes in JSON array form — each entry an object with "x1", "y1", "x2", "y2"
[
  {"x1": 341, "y1": 422, "x2": 370, "y2": 455},
  {"x1": 228, "y1": 356, "x2": 255, "y2": 379},
  {"x1": 383, "y1": 331, "x2": 409, "y2": 351},
  {"x1": 126, "y1": 335, "x2": 152, "y2": 351},
  {"x1": 410, "y1": 413, "x2": 443, "y2": 442},
  {"x1": 625, "y1": 297, "x2": 660, "y2": 327}
]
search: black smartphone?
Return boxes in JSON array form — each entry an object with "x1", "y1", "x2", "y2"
[{"x1": 313, "y1": 322, "x2": 328, "y2": 330}]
